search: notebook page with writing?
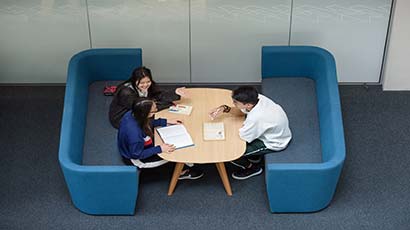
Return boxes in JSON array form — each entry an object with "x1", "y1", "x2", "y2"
[{"x1": 203, "y1": 122, "x2": 225, "y2": 141}]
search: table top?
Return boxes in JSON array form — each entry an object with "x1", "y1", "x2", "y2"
[{"x1": 155, "y1": 88, "x2": 246, "y2": 164}]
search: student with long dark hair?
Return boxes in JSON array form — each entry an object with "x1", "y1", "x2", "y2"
[
  {"x1": 109, "y1": 66, "x2": 188, "y2": 129},
  {"x1": 118, "y1": 99, "x2": 203, "y2": 179}
]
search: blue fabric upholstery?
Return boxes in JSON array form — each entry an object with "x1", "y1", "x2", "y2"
[
  {"x1": 262, "y1": 78, "x2": 321, "y2": 164},
  {"x1": 59, "y1": 49, "x2": 142, "y2": 215},
  {"x1": 83, "y1": 81, "x2": 123, "y2": 165},
  {"x1": 261, "y1": 46, "x2": 346, "y2": 213}
]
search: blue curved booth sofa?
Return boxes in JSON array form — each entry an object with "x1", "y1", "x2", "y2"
[
  {"x1": 59, "y1": 46, "x2": 344, "y2": 215},
  {"x1": 261, "y1": 46, "x2": 345, "y2": 212},
  {"x1": 59, "y1": 48, "x2": 142, "y2": 215}
]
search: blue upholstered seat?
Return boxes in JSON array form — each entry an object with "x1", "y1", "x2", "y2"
[
  {"x1": 261, "y1": 46, "x2": 346, "y2": 213},
  {"x1": 262, "y1": 77, "x2": 322, "y2": 164},
  {"x1": 59, "y1": 49, "x2": 142, "y2": 215},
  {"x1": 83, "y1": 81, "x2": 123, "y2": 165}
]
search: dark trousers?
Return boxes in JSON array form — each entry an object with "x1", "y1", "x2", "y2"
[{"x1": 233, "y1": 139, "x2": 272, "y2": 167}]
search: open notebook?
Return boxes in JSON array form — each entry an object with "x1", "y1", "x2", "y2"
[{"x1": 156, "y1": 124, "x2": 194, "y2": 149}]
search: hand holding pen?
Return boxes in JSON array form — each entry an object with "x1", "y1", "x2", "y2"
[
  {"x1": 167, "y1": 118, "x2": 183, "y2": 125},
  {"x1": 209, "y1": 106, "x2": 223, "y2": 120},
  {"x1": 209, "y1": 105, "x2": 231, "y2": 120}
]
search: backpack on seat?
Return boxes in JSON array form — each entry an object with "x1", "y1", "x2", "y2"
[{"x1": 103, "y1": 85, "x2": 117, "y2": 96}]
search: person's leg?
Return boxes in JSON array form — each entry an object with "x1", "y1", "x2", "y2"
[
  {"x1": 130, "y1": 155, "x2": 204, "y2": 181},
  {"x1": 179, "y1": 164, "x2": 204, "y2": 180},
  {"x1": 231, "y1": 139, "x2": 270, "y2": 169},
  {"x1": 231, "y1": 139, "x2": 272, "y2": 180},
  {"x1": 130, "y1": 155, "x2": 168, "y2": 168},
  {"x1": 244, "y1": 139, "x2": 271, "y2": 157},
  {"x1": 122, "y1": 157, "x2": 133, "y2": 166},
  {"x1": 244, "y1": 139, "x2": 271, "y2": 163},
  {"x1": 230, "y1": 156, "x2": 251, "y2": 169}
]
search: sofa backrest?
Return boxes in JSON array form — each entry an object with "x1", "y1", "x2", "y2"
[
  {"x1": 261, "y1": 46, "x2": 345, "y2": 163},
  {"x1": 59, "y1": 49, "x2": 142, "y2": 166}
]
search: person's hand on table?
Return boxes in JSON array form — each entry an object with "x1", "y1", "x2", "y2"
[
  {"x1": 167, "y1": 118, "x2": 183, "y2": 125},
  {"x1": 160, "y1": 143, "x2": 176, "y2": 154},
  {"x1": 175, "y1": 87, "x2": 190, "y2": 98},
  {"x1": 209, "y1": 106, "x2": 223, "y2": 120},
  {"x1": 209, "y1": 105, "x2": 231, "y2": 120}
]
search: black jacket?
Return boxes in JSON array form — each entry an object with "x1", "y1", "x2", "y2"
[{"x1": 109, "y1": 85, "x2": 180, "y2": 129}]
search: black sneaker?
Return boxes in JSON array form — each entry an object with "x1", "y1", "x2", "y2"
[
  {"x1": 230, "y1": 159, "x2": 251, "y2": 169},
  {"x1": 178, "y1": 168, "x2": 204, "y2": 180},
  {"x1": 232, "y1": 166, "x2": 263, "y2": 180},
  {"x1": 247, "y1": 156, "x2": 262, "y2": 164}
]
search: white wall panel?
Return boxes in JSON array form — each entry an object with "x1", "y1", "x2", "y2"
[
  {"x1": 291, "y1": 0, "x2": 392, "y2": 83},
  {"x1": 382, "y1": 0, "x2": 410, "y2": 90},
  {"x1": 0, "y1": 0, "x2": 90, "y2": 83},
  {"x1": 88, "y1": 0, "x2": 190, "y2": 83},
  {"x1": 190, "y1": 0, "x2": 291, "y2": 83}
]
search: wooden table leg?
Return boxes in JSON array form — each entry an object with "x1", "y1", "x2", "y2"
[
  {"x1": 168, "y1": 162, "x2": 185, "y2": 196},
  {"x1": 215, "y1": 162, "x2": 233, "y2": 196}
]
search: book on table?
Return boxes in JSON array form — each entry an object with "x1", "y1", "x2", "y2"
[
  {"x1": 203, "y1": 122, "x2": 225, "y2": 141},
  {"x1": 168, "y1": 104, "x2": 193, "y2": 115},
  {"x1": 156, "y1": 124, "x2": 194, "y2": 149}
]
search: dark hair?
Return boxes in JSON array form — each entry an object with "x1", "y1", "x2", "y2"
[
  {"x1": 119, "y1": 66, "x2": 159, "y2": 95},
  {"x1": 232, "y1": 86, "x2": 259, "y2": 105},
  {"x1": 131, "y1": 99, "x2": 155, "y2": 138}
]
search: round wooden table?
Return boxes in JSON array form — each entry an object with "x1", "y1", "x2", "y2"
[{"x1": 154, "y1": 88, "x2": 246, "y2": 196}]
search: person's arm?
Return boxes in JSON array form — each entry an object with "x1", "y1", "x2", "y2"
[
  {"x1": 209, "y1": 104, "x2": 231, "y2": 120},
  {"x1": 151, "y1": 118, "x2": 167, "y2": 127},
  {"x1": 239, "y1": 119, "x2": 265, "y2": 143},
  {"x1": 128, "y1": 141, "x2": 162, "y2": 160},
  {"x1": 175, "y1": 87, "x2": 189, "y2": 98},
  {"x1": 152, "y1": 89, "x2": 181, "y2": 111},
  {"x1": 117, "y1": 87, "x2": 140, "y2": 110},
  {"x1": 109, "y1": 87, "x2": 140, "y2": 129}
]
